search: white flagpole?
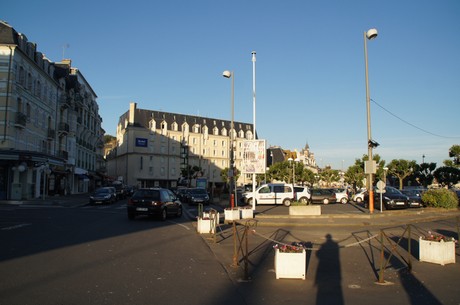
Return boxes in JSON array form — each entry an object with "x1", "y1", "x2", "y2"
[{"x1": 252, "y1": 51, "x2": 256, "y2": 210}]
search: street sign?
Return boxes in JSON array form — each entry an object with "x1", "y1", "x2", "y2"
[{"x1": 376, "y1": 180, "x2": 386, "y2": 193}]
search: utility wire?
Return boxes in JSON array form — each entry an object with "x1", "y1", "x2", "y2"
[{"x1": 371, "y1": 98, "x2": 460, "y2": 139}]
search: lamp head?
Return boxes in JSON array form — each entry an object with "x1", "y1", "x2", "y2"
[
  {"x1": 222, "y1": 70, "x2": 232, "y2": 78},
  {"x1": 368, "y1": 139, "x2": 380, "y2": 148},
  {"x1": 366, "y1": 28, "x2": 378, "y2": 40}
]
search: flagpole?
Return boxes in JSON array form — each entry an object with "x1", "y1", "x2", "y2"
[{"x1": 252, "y1": 51, "x2": 256, "y2": 210}]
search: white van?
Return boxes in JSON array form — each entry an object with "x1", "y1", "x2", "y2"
[{"x1": 241, "y1": 183, "x2": 295, "y2": 206}]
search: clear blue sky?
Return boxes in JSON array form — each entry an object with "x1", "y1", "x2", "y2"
[{"x1": 3, "y1": 0, "x2": 460, "y2": 169}]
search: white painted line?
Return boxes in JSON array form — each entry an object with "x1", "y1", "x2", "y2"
[{"x1": 1, "y1": 223, "x2": 31, "y2": 231}]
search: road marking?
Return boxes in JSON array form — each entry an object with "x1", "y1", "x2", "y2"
[
  {"x1": 1, "y1": 223, "x2": 31, "y2": 231},
  {"x1": 168, "y1": 220, "x2": 190, "y2": 230}
]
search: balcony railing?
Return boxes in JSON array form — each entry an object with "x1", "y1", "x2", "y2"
[
  {"x1": 58, "y1": 122, "x2": 70, "y2": 135},
  {"x1": 14, "y1": 112, "x2": 27, "y2": 128},
  {"x1": 47, "y1": 129, "x2": 56, "y2": 139},
  {"x1": 58, "y1": 150, "x2": 68, "y2": 159}
]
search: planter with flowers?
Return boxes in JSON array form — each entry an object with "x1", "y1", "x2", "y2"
[
  {"x1": 419, "y1": 232, "x2": 456, "y2": 265},
  {"x1": 197, "y1": 211, "x2": 219, "y2": 234},
  {"x1": 274, "y1": 243, "x2": 306, "y2": 280},
  {"x1": 224, "y1": 207, "x2": 240, "y2": 223}
]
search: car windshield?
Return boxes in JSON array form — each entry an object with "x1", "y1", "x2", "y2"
[
  {"x1": 190, "y1": 188, "x2": 207, "y2": 195},
  {"x1": 95, "y1": 188, "x2": 110, "y2": 194},
  {"x1": 134, "y1": 189, "x2": 160, "y2": 200}
]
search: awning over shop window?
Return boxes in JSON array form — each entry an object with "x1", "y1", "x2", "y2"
[{"x1": 76, "y1": 174, "x2": 90, "y2": 181}]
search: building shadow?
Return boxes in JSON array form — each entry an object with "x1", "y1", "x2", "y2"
[{"x1": 315, "y1": 234, "x2": 344, "y2": 305}]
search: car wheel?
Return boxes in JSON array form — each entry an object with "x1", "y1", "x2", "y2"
[
  {"x1": 323, "y1": 198, "x2": 329, "y2": 205},
  {"x1": 128, "y1": 212, "x2": 135, "y2": 220},
  {"x1": 356, "y1": 197, "x2": 362, "y2": 203},
  {"x1": 340, "y1": 198, "x2": 348, "y2": 204},
  {"x1": 299, "y1": 197, "x2": 308, "y2": 204},
  {"x1": 283, "y1": 198, "x2": 292, "y2": 207},
  {"x1": 160, "y1": 209, "x2": 167, "y2": 221},
  {"x1": 176, "y1": 206, "x2": 183, "y2": 218},
  {"x1": 248, "y1": 198, "x2": 254, "y2": 205}
]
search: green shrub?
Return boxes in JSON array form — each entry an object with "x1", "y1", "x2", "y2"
[{"x1": 421, "y1": 189, "x2": 459, "y2": 209}]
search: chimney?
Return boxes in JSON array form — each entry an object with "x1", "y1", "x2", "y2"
[{"x1": 129, "y1": 102, "x2": 137, "y2": 125}]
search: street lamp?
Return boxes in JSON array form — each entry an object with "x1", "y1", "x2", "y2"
[
  {"x1": 364, "y1": 28, "x2": 378, "y2": 214},
  {"x1": 223, "y1": 70, "x2": 236, "y2": 208},
  {"x1": 288, "y1": 157, "x2": 299, "y2": 185}
]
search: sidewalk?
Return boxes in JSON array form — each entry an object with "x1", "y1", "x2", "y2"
[
  {"x1": 0, "y1": 193, "x2": 90, "y2": 207},
  {"x1": 199, "y1": 204, "x2": 460, "y2": 305}
]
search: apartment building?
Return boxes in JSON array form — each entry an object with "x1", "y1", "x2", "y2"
[
  {"x1": 0, "y1": 21, "x2": 105, "y2": 200},
  {"x1": 105, "y1": 102, "x2": 255, "y2": 191}
]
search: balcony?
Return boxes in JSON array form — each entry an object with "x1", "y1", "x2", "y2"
[
  {"x1": 59, "y1": 95, "x2": 71, "y2": 109},
  {"x1": 14, "y1": 112, "x2": 27, "y2": 128},
  {"x1": 47, "y1": 129, "x2": 56, "y2": 139},
  {"x1": 58, "y1": 150, "x2": 68, "y2": 159},
  {"x1": 58, "y1": 122, "x2": 70, "y2": 135}
]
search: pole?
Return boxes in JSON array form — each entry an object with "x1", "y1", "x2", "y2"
[
  {"x1": 364, "y1": 31, "x2": 374, "y2": 214},
  {"x1": 252, "y1": 51, "x2": 257, "y2": 210},
  {"x1": 231, "y1": 72, "x2": 235, "y2": 208}
]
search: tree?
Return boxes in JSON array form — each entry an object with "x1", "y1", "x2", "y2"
[
  {"x1": 433, "y1": 166, "x2": 460, "y2": 187},
  {"x1": 413, "y1": 162, "x2": 437, "y2": 187},
  {"x1": 447, "y1": 144, "x2": 460, "y2": 167},
  {"x1": 387, "y1": 159, "x2": 417, "y2": 190},
  {"x1": 320, "y1": 167, "x2": 340, "y2": 187},
  {"x1": 344, "y1": 164, "x2": 365, "y2": 190},
  {"x1": 104, "y1": 134, "x2": 116, "y2": 143}
]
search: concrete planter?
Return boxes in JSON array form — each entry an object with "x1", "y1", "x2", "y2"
[
  {"x1": 197, "y1": 216, "x2": 217, "y2": 234},
  {"x1": 275, "y1": 248, "x2": 306, "y2": 279},
  {"x1": 289, "y1": 205, "x2": 321, "y2": 216},
  {"x1": 224, "y1": 208, "x2": 240, "y2": 223},
  {"x1": 419, "y1": 237, "x2": 456, "y2": 265},
  {"x1": 240, "y1": 207, "x2": 254, "y2": 219}
]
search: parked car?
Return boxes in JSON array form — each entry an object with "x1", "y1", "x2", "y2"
[
  {"x1": 241, "y1": 183, "x2": 295, "y2": 206},
  {"x1": 294, "y1": 186, "x2": 311, "y2": 204},
  {"x1": 365, "y1": 186, "x2": 410, "y2": 210},
  {"x1": 89, "y1": 187, "x2": 117, "y2": 205},
  {"x1": 330, "y1": 188, "x2": 349, "y2": 204},
  {"x1": 112, "y1": 181, "x2": 126, "y2": 200},
  {"x1": 309, "y1": 188, "x2": 337, "y2": 205},
  {"x1": 401, "y1": 189, "x2": 423, "y2": 208},
  {"x1": 127, "y1": 188, "x2": 182, "y2": 220},
  {"x1": 352, "y1": 190, "x2": 367, "y2": 203},
  {"x1": 175, "y1": 187, "x2": 191, "y2": 202},
  {"x1": 184, "y1": 188, "x2": 210, "y2": 205}
]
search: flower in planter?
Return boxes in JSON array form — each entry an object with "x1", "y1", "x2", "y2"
[
  {"x1": 421, "y1": 231, "x2": 456, "y2": 242},
  {"x1": 273, "y1": 242, "x2": 306, "y2": 253}
]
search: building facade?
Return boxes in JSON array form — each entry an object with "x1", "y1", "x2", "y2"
[
  {"x1": 105, "y1": 103, "x2": 255, "y2": 191},
  {"x1": 0, "y1": 21, "x2": 105, "y2": 200}
]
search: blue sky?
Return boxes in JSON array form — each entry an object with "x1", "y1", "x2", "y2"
[{"x1": 3, "y1": 0, "x2": 460, "y2": 169}]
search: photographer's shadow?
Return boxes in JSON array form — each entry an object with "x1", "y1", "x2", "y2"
[{"x1": 315, "y1": 234, "x2": 344, "y2": 305}]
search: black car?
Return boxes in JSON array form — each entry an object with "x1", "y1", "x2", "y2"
[
  {"x1": 309, "y1": 188, "x2": 336, "y2": 204},
  {"x1": 401, "y1": 189, "x2": 423, "y2": 208},
  {"x1": 127, "y1": 188, "x2": 182, "y2": 220},
  {"x1": 365, "y1": 186, "x2": 409, "y2": 210},
  {"x1": 89, "y1": 187, "x2": 117, "y2": 205},
  {"x1": 184, "y1": 188, "x2": 210, "y2": 205}
]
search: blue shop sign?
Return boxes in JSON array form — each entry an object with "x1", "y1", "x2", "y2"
[{"x1": 135, "y1": 138, "x2": 148, "y2": 147}]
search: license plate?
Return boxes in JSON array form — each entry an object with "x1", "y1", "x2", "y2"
[
  {"x1": 136, "y1": 207, "x2": 148, "y2": 211},
  {"x1": 395, "y1": 202, "x2": 405, "y2": 205}
]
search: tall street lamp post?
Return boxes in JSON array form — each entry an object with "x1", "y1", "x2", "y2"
[
  {"x1": 223, "y1": 70, "x2": 236, "y2": 208},
  {"x1": 364, "y1": 28, "x2": 378, "y2": 214}
]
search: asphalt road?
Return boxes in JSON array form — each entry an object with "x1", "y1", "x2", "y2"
[
  {"x1": 1, "y1": 198, "x2": 459, "y2": 305},
  {"x1": 0, "y1": 200, "x2": 244, "y2": 305}
]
